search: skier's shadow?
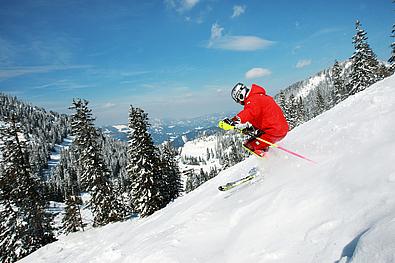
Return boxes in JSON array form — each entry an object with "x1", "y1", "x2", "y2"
[{"x1": 334, "y1": 228, "x2": 369, "y2": 263}]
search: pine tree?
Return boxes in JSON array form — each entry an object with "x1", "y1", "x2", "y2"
[
  {"x1": 287, "y1": 94, "x2": 298, "y2": 130},
  {"x1": 295, "y1": 97, "x2": 306, "y2": 127},
  {"x1": 69, "y1": 99, "x2": 122, "y2": 227},
  {"x1": 199, "y1": 168, "x2": 208, "y2": 183},
  {"x1": 0, "y1": 114, "x2": 55, "y2": 262},
  {"x1": 377, "y1": 63, "x2": 391, "y2": 80},
  {"x1": 160, "y1": 142, "x2": 183, "y2": 204},
  {"x1": 278, "y1": 90, "x2": 288, "y2": 119},
  {"x1": 69, "y1": 99, "x2": 94, "y2": 190},
  {"x1": 332, "y1": 60, "x2": 345, "y2": 104},
  {"x1": 206, "y1": 148, "x2": 211, "y2": 160},
  {"x1": 347, "y1": 20, "x2": 380, "y2": 96},
  {"x1": 314, "y1": 89, "x2": 326, "y2": 117},
  {"x1": 62, "y1": 164, "x2": 84, "y2": 235},
  {"x1": 389, "y1": 2, "x2": 395, "y2": 74},
  {"x1": 211, "y1": 148, "x2": 215, "y2": 159},
  {"x1": 127, "y1": 106, "x2": 165, "y2": 217},
  {"x1": 208, "y1": 167, "x2": 218, "y2": 180},
  {"x1": 184, "y1": 170, "x2": 195, "y2": 193},
  {"x1": 62, "y1": 195, "x2": 84, "y2": 234}
]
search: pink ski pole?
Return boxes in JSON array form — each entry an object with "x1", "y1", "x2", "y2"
[{"x1": 251, "y1": 133, "x2": 316, "y2": 164}]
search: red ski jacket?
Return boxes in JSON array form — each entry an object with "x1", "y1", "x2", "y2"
[{"x1": 236, "y1": 84, "x2": 289, "y2": 137}]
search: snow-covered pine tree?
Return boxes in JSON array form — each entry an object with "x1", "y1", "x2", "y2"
[
  {"x1": 215, "y1": 131, "x2": 246, "y2": 169},
  {"x1": 277, "y1": 90, "x2": 288, "y2": 119},
  {"x1": 389, "y1": 4, "x2": 395, "y2": 74},
  {"x1": 377, "y1": 63, "x2": 392, "y2": 80},
  {"x1": 314, "y1": 89, "x2": 326, "y2": 117},
  {"x1": 211, "y1": 148, "x2": 215, "y2": 159},
  {"x1": 199, "y1": 168, "x2": 209, "y2": 183},
  {"x1": 184, "y1": 168, "x2": 210, "y2": 193},
  {"x1": 332, "y1": 60, "x2": 345, "y2": 104},
  {"x1": 183, "y1": 169, "x2": 193, "y2": 193},
  {"x1": 159, "y1": 142, "x2": 183, "y2": 204},
  {"x1": 62, "y1": 194, "x2": 84, "y2": 235},
  {"x1": 208, "y1": 166, "x2": 218, "y2": 180},
  {"x1": 69, "y1": 99, "x2": 94, "y2": 190},
  {"x1": 69, "y1": 99, "x2": 123, "y2": 227},
  {"x1": 127, "y1": 106, "x2": 165, "y2": 217},
  {"x1": 62, "y1": 159, "x2": 84, "y2": 235},
  {"x1": 206, "y1": 148, "x2": 211, "y2": 160},
  {"x1": 98, "y1": 134, "x2": 128, "y2": 189},
  {"x1": 287, "y1": 94, "x2": 298, "y2": 130},
  {"x1": 0, "y1": 114, "x2": 55, "y2": 262},
  {"x1": 295, "y1": 97, "x2": 306, "y2": 128},
  {"x1": 347, "y1": 20, "x2": 380, "y2": 96}
]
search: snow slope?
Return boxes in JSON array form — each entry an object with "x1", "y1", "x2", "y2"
[{"x1": 20, "y1": 75, "x2": 395, "y2": 263}]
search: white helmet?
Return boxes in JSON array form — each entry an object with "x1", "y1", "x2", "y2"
[{"x1": 231, "y1": 83, "x2": 249, "y2": 104}]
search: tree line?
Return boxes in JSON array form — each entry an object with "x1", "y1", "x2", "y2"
[
  {"x1": 0, "y1": 93, "x2": 70, "y2": 177},
  {"x1": 0, "y1": 99, "x2": 183, "y2": 262},
  {"x1": 277, "y1": 20, "x2": 394, "y2": 131}
]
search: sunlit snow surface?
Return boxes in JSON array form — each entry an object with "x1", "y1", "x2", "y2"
[{"x1": 21, "y1": 75, "x2": 395, "y2": 263}]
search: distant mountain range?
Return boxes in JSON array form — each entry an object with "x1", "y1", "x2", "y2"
[{"x1": 101, "y1": 112, "x2": 235, "y2": 147}]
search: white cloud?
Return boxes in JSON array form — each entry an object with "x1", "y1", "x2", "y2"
[
  {"x1": 209, "y1": 36, "x2": 274, "y2": 51},
  {"x1": 165, "y1": 0, "x2": 200, "y2": 13},
  {"x1": 210, "y1": 23, "x2": 224, "y2": 39},
  {"x1": 231, "y1": 5, "x2": 246, "y2": 18},
  {"x1": 182, "y1": 0, "x2": 199, "y2": 10},
  {"x1": 296, "y1": 59, "x2": 312, "y2": 69},
  {"x1": 103, "y1": 102, "x2": 116, "y2": 108},
  {"x1": 245, "y1": 68, "x2": 272, "y2": 79},
  {"x1": 207, "y1": 23, "x2": 274, "y2": 51},
  {"x1": 120, "y1": 70, "x2": 151, "y2": 77}
]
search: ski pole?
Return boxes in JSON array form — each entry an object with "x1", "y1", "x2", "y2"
[
  {"x1": 218, "y1": 120, "x2": 317, "y2": 164},
  {"x1": 251, "y1": 134, "x2": 316, "y2": 164}
]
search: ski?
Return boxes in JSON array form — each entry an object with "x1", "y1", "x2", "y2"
[{"x1": 218, "y1": 167, "x2": 259, "y2": 191}]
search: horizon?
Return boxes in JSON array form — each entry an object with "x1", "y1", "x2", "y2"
[{"x1": 0, "y1": 0, "x2": 393, "y2": 125}]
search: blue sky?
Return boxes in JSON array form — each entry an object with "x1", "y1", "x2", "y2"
[{"x1": 0, "y1": 0, "x2": 393, "y2": 125}]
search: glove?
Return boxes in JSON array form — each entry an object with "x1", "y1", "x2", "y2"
[
  {"x1": 234, "y1": 121, "x2": 251, "y2": 130},
  {"x1": 218, "y1": 118, "x2": 235, "y2": 131},
  {"x1": 235, "y1": 121, "x2": 259, "y2": 136}
]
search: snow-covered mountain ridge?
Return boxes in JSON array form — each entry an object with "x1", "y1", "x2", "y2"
[
  {"x1": 274, "y1": 61, "x2": 351, "y2": 112},
  {"x1": 21, "y1": 75, "x2": 395, "y2": 262}
]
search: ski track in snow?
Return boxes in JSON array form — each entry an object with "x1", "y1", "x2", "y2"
[{"x1": 20, "y1": 75, "x2": 395, "y2": 263}]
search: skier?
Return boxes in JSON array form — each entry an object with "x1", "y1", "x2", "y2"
[{"x1": 221, "y1": 83, "x2": 289, "y2": 157}]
